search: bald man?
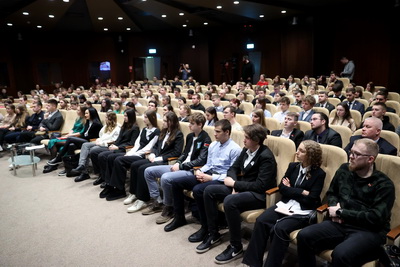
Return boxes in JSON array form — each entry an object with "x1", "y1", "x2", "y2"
[{"x1": 344, "y1": 117, "x2": 397, "y2": 156}]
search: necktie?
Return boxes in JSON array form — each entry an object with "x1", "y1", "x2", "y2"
[{"x1": 295, "y1": 170, "x2": 305, "y2": 187}]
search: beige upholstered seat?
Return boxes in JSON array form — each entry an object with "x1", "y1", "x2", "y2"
[
  {"x1": 235, "y1": 114, "x2": 252, "y2": 126},
  {"x1": 313, "y1": 107, "x2": 329, "y2": 117},
  {"x1": 295, "y1": 121, "x2": 311, "y2": 133},
  {"x1": 40, "y1": 110, "x2": 76, "y2": 146},
  {"x1": 329, "y1": 125, "x2": 352, "y2": 148},
  {"x1": 240, "y1": 102, "x2": 254, "y2": 115},
  {"x1": 265, "y1": 117, "x2": 281, "y2": 132},
  {"x1": 327, "y1": 98, "x2": 341, "y2": 107},
  {"x1": 363, "y1": 111, "x2": 400, "y2": 128}
]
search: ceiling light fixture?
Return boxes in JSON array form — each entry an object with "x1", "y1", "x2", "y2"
[
  {"x1": 49, "y1": 14, "x2": 55, "y2": 18},
  {"x1": 259, "y1": 14, "x2": 264, "y2": 18},
  {"x1": 98, "y1": 17, "x2": 103, "y2": 20},
  {"x1": 126, "y1": 28, "x2": 131, "y2": 31},
  {"x1": 204, "y1": 22, "x2": 208, "y2": 25},
  {"x1": 23, "y1": 12, "x2": 29, "y2": 16},
  {"x1": 182, "y1": 24, "x2": 187, "y2": 27},
  {"x1": 179, "y1": 13, "x2": 184, "y2": 16},
  {"x1": 161, "y1": 14, "x2": 167, "y2": 18},
  {"x1": 233, "y1": 1, "x2": 239, "y2": 4},
  {"x1": 37, "y1": 25, "x2": 42, "y2": 28},
  {"x1": 281, "y1": 10, "x2": 287, "y2": 14},
  {"x1": 216, "y1": 5, "x2": 222, "y2": 9},
  {"x1": 104, "y1": 28, "x2": 108, "y2": 31},
  {"x1": 118, "y1": 17, "x2": 123, "y2": 20},
  {"x1": 7, "y1": 23, "x2": 13, "y2": 26},
  {"x1": 63, "y1": 0, "x2": 69, "y2": 2}
]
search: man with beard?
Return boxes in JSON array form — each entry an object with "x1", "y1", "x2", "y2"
[{"x1": 297, "y1": 138, "x2": 395, "y2": 267}]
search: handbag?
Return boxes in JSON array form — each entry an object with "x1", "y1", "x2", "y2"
[{"x1": 62, "y1": 154, "x2": 80, "y2": 177}]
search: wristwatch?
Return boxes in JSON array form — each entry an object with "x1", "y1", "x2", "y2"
[{"x1": 336, "y1": 208, "x2": 343, "y2": 218}]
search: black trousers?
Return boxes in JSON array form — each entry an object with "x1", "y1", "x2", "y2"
[
  {"x1": 171, "y1": 175, "x2": 221, "y2": 228},
  {"x1": 204, "y1": 184, "x2": 265, "y2": 248},
  {"x1": 89, "y1": 147, "x2": 110, "y2": 173},
  {"x1": 242, "y1": 205, "x2": 310, "y2": 267},
  {"x1": 93, "y1": 150, "x2": 124, "y2": 179},
  {"x1": 129, "y1": 160, "x2": 166, "y2": 202},
  {"x1": 297, "y1": 220, "x2": 384, "y2": 267},
  {"x1": 18, "y1": 131, "x2": 48, "y2": 144},
  {"x1": 58, "y1": 136, "x2": 88, "y2": 157},
  {"x1": 0, "y1": 128, "x2": 10, "y2": 145},
  {"x1": 108, "y1": 155, "x2": 143, "y2": 191}
]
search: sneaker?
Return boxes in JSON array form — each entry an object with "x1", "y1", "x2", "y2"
[
  {"x1": 195, "y1": 233, "x2": 221, "y2": 254},
  {"x1": 123, "y1": 194, "x2": 137, "y2": 205},
  {"x1": 58, "y1": 170, "x2": 67, "y2": 176},
  {"x1": 142, "y1": 200, "x2": 163, "y2": 215},
  {"x1": 127, "y1": 200, "x2": 147, "y2": 213},
  {"x1": 156, "y1": 206, "x2": 174, "y2": 224},
  {"x1": 214, "y1": 245, "x2": 243, "y2": 264},
  {"x1": 0, "y1": 145, "x2": 3, "y2": 152}
]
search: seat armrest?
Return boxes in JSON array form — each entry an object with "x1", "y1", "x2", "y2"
[
  {"x1": 266, "y1": 187, "x2": 279, "y2": 195},
  {"x1": 387, "y1": 225, "x2": 400, "y2": 242},
  {"x1": 316, "y1": 204, "x2": 328, "y2": 223},
  {"x1": 167, "y1": 157, "x2": 178, "y2": 161},
  {"x1": 317, "y1": 204, "x2": 328, "y2": 213}
]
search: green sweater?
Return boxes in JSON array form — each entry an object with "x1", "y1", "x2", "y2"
[{"x1": 327, "y1": 163, "x2": 395, "y2": 238}]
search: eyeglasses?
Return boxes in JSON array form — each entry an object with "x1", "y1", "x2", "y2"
[{"x1": 349, "y1": 150, "x2": 371, "y2": 158}]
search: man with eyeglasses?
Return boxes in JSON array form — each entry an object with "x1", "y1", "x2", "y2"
[
  {"x1": 344, "y1": 117, "x2": 397, "y2": 156},
  {"x1": 297, "y1": 138, "x2": 395, "y2": 266},
  {"x1": 303, "y1": 112, "x2": 342, "y2": 148}
]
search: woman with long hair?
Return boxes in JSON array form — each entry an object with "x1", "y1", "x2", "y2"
[
  {"x1": 123, "y1": 111, "x2": 183, "y2": 212},
  {"x1": 329, "y1": 102, "x2": 356, "y2": 132},
  {"x1": 0, "y1": 104, "x2": 28, "y2": 148},
  {"x1": 69, "y1": 112, "x2": 122, "y2": 182},
  {"x1": 113, "y1": 100, "x2": 124, "y2": 114},
  {"x1": 90, "y1": 109, "x2": 140, "y2": 186},
  {"x1": 243, "y1": 140, "x2": 326, "y2": 267},
  {"x1": 101, "y1": 110, "x2": 160, "y2": 201},
  {"x1": 178, "y1": 104, "x2": 191, "y2": 122},
  {"x1": 253, "y1": 98, "x2": 272, "y2": 118},
  {"x1": 100, "y1": 98, "x2": 112, "y2": 112},
  {"x1": 0, "y1": 104, "x2": 16, "y2": 151},
  {"x1": 47, "y1": 107, "x2": 103, "y2": 168},
  {"x1": 205, "y1": 106, "x2": 219, "y2": 126},
  {"x1": 251, "y1": 109, "x2": 268, "y2": 129}
]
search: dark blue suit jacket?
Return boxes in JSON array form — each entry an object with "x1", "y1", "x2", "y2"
[{"x1": 344, "y1": 135, "x2": 397, "y2": 156}]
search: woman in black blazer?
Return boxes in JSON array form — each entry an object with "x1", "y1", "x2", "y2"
[
  {"x1": 88, "y1": 109, "x2": 140, "y2": 186},
  {"x1": 242, "y1": 140, "x2": 326, "y2": 267},
  {"x1": 48, "y1": 107, "x2": 103, "y2": 165}
]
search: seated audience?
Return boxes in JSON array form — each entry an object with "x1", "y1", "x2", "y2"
[
  {"x1": 201, "y1": 124, "x2": 276, "y2": 264},
  {"x1": 205, "y1": 107, "x2": 218, "y2": 126},
  {"x1": 273, "y1": 96, "x2": 290, "y2": 123},
  {"x1": 345, "y1": 88, "x2": 365, "y2": 116},
  {"x1": 223, "y1": 105, "x2": 242, "y2": 131},
  {"x1": 329, "y1": 102, "x2": 356, "y2": 132},
  {"x1": 178, "y1": 104, "x2": 191, "y2": 122},
  {"x1": 315, "y1": 91, "x2": 335, "y2": 113},
  {"x1": 361, "y1": 103, "x2": 395, "y2": 132},
  {"x1": 303, "y1": 112, "x2": 342, "y2": 147},
  {"x1": 366, "y1": 91, "x2": 396, "y2": 113},
  {"x1": 212, "y1": 95, "x2": 224, "y2": 113},
  {"x1": 297, "y1": 138, "x2": 395, "y2": 267},
  {"x1": 299, "y1": 95, "x2": 316, "y2": 122},
  {"x1": 271, "y1": 112, "x2": 304, "y2": 148},
  {"x1": 190, "y1": 94, "x2": 206, "y2": 112},
  {"x1": 243, "y1": 140, "x2": 325, "y2": 267},
  {"x1": 345, "y1": 117, "x2": 397, "y2": 156}
]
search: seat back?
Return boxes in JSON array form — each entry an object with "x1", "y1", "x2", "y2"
[
  {"x1": 203, "y1": 125, "x2": 216, "y2": 142},
  {"x1": 231, "y1": 130, "x2": 245, "y2": 149},
  {"x1": 135, "y1": 106, "x2": 147, "y2": 116},
  {"x1": 264, "y1": 135, "x2": 296, "y2": 185},
  {"x1": 116, "y1": 114, "x2": 124, "y2": 125},
  {"x1": 319, "y1": 144, "x2": 348, "y2": 202},
  {"x1": 388, "y1": 92, "x2": 400, "y2": 103},
  {"x1": 236, "y1": 114, "x2": 252, "y2": 126},
  {"x1": 288, "y1": 105, "x2": 301, "y2": 113},
  {"x1": 295, "y1": 121, "x2": 311, "y2": 133},
  {"x1": 350, "y1": 110, "x2": 362, "y2": 128},
  {"x1": 313, "y1": 107, "x2": 329, "y2": 117},
  {"x1": 179, "y1": 121, "x2": 190, "y2": 147},
  {"x1": 329, "y1": 125, "x2": 352, "y2": 148},
  {"x1": 375, "y1": 154, "x2": 400, "y2": 232},
  {"x1": 327, "y1": 98, "x2": 341, "y2": 107},
  {"x1": 59, "y1": 110, "x2": 77, "y2": 134},
  {"x1": 136, "y1": 116, "x2": 146, "y2": 129},
  {"x1": 92, "y1": 104, "x2": 101, "y2": 112},
  {"x1": 386, "y1": 100, "x2": 400, "y2": 116},
  {"x1": 265, "y1": 117, "x2": 282, "y2": 132},
  {"x1": 240, "y1": 102, "x2": 254, "y2": 115},
  {"x1": 265, "y1": 104, "x2": 277, "y2": 116},
  {"x1": 380, "y1": 130, "x2": 400, "y2": 152}
]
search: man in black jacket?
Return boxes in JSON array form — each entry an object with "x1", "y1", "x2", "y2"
[
  {"x1": 19, "y1": 99, "x2": 64, "y2": 144},
  {"x1": 142, "y1": 113, "x2": 211, "y2": 224},
  {"x1": 303, "y1": 112, "x2": 342, "y2": 148},
  {"x1": 198, "y1": 124, "x2": 277, "y2": 263},
  {"x1": 271, "y1": 112, "x2": 304, "y2": 148}
]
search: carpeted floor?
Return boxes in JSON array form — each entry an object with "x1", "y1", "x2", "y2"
[{"x1": 0, "y1": 148, "x2": 304, "y2": 267}]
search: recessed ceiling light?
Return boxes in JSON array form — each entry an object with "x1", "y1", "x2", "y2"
[
  {"x1": 179, "y1": 13, "x2": 184, "y2": 16},
  {"x1": 37, "y1": 25, "x2": 42, "y2": 28},
  {"x1": 49, "y1": 14, "x2": 55, "y2": 18},
  {"x1": 259, "y1": 14, "x2": 264, "y2": 18},
  {"x1": 104, "y1": 28, "x2": 108, "y2": 31},
  {"x1": 142, "y1": 0, "x2": 146, "y2": 1},
  {"x1": 233, "y1": 1, "x2": 239, "y2": 4},
  {"x1": 161, "y1": 14, "x2": 167, "y2": 18},
  {"x1": 23, "y1": 12, "x2": 29, "y2": 16},
  {"x1": 98, "y1": 17, "x2": 103, "y2": 20},
  {"x1": 204, "y1": 22, "x2": 208, "y2": 25},
  {"x1": 118, "y1": 17, "x2": 123, "y2": 20},
  {"x1": 126, "y1": 27, "x2": 131, "y2": 31},
  {"x1": 281, "y1": 10, "x2": 287, "y2": 14},
  {"x1": 182, "y1": 24, "x2": 187, "y2": 27},
  {"x1": 7, "y1": 23, "x2": 13, "y2": 26},
  {"x1": 63, "y1": 0, "x2": 69, "y2": 2},
  {"x1": 216, "y1": 5, "x2": 222, "y2": 9}
]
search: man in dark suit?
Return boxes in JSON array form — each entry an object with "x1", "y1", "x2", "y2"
[
  {"x1": 315, "y1": 91, "x2": 335, "y2": 113},
  {"x1": 345, "y1": 88, "x2": 364, "y2": 115},
  {"x1": 143, "y1": 113, "x2": 211, "y2": 224},
  {"x1": 303, "y1": 112, "x2": 342, "y2": 147},
  {"x1": 271, "y1": 112, "x2": 304, "y2": 148},
  {"x1": 18, "y1": 99, "x2": 64, "y2": 144},
  {"x1": 360, "y1": 103, "x2": 395, "y2": 132},
  {"x1": 198, "y1": 124, "x2": 277, "y2": 264},
  {"x1": 365, "y1": 92, "x2": 397, "y2": 114},
  {"x1": 329, "y1": 83, "x2": 346, "y2": 102},
  {"x1": 344, "y1": 117, "x2": 397, "y2": 156},
  {"x1": 298, "y1": 95, "x2": 316, "y2": 122},
  {"x1": 190, "y1": 94, "x2": 206, "y2": 112}
]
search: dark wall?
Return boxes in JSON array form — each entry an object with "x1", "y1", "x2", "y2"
[{"x1": 0, "y1": 12, "x2": 398, "y2": 96}]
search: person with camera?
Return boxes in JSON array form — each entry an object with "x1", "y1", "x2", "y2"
[
  {"x1": 179, "y1": 63, "x2": 191, "y2": 81},
  {"x1": 297, "y1": 138, "x2": 395, "y2": 267}
]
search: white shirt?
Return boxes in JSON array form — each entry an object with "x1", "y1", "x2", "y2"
[
  {"x1": 126, "y1": 127, "x2": 158, "y2": 156},
  {"x1": 183, "y1": 136, "x2": 198, "y2": 164},
  {"x1": 244, "y1": 147, "x2": 259, "y2": 168},
  {"x1": 273, "y1": 110, "x2": 288, "y2": 123}
]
